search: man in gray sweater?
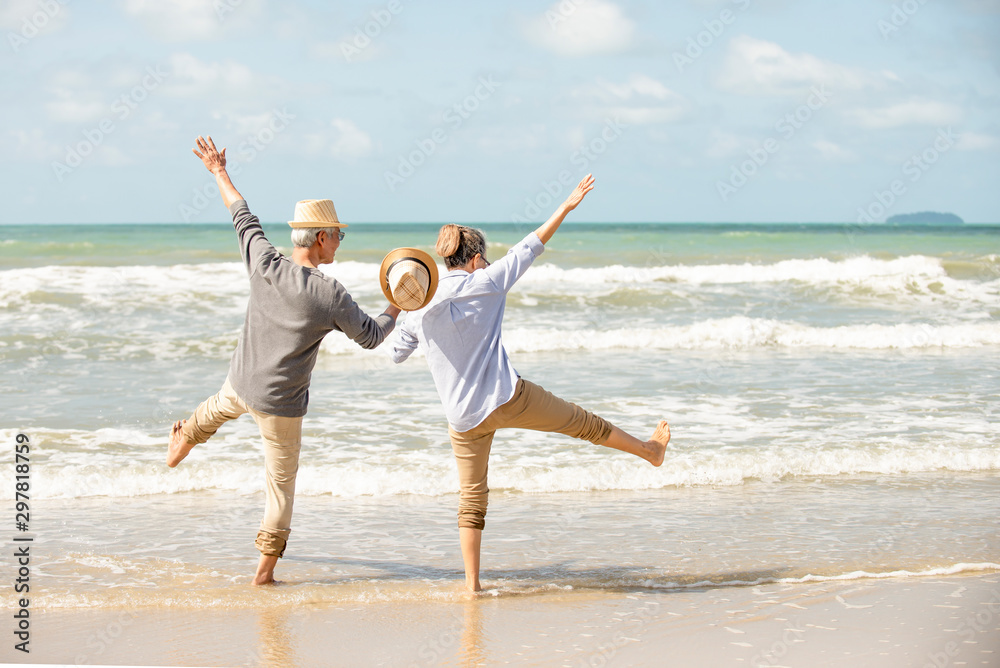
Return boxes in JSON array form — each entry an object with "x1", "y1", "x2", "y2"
[{"x1": 167, "y1": 136, "x2": 400, "y2": 585}]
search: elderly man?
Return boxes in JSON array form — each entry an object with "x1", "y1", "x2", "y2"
[{"x1": 167, "y1": 136, "x2": 401, "y2": 585}]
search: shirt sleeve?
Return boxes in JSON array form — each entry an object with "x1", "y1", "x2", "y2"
[
  {"x1": 229, "y1": 199, "x2": 275, "y2": 276},
  {"x1": 390, "y1": 317, "x2": 420, "y2": 363},
  {"x1": 482, "y1": 232, "x2": 545, "y2": 293},
  {"x1": 328, "y1": 280, "x2": 397, "y2": 350}
]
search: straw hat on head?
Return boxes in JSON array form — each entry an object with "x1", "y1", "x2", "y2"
[
  {"x1": 288, "y1": 199, "x2": 348, "y2": 229},
  {"x1": 380, "y1": 248, "x2": 439, "y2": 311}
]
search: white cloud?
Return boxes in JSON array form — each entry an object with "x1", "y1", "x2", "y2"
[
  {"x1": 91, "y1": 145, "x2": 134, "y2": 167},
  {"x1": 3, "y1": 128, "x2": 131, "y2": 168},
  {"x1": 843, "y1": 100, "x2": 963, "y2": 129},
  {"x1": 4, "y1": 129, "x2": 62, "y2": 163},
  {"x1": 310, "y1": 37, "x2": 385, "y2": 63},
  {"x1": 578, "y1": 74, "x2": 672, "y2": 103},
  {"x1": 121, "y1": 0, "x2": 219, "y2": 41},
  {"x1": 37, "y1": 60, "x2": 179, "y2": 128},
  {"x1": 608, "y1": 107, "x2": 685, "y2": 125},
  {"x1": 958, "y1": 0, "x2": 1000, "y2": 13},
  {"x1": 0, "y1": 0, "x2": 70, "y2": 31},
  {"x1": 476, "y1": 125, "x2": 548, "y2": 155},
  {"x1": 160, "y1": 52, "x2": 256, "y2": 98},
  {"x1": 812, "y1": 139, "x2": 857, "y2": 161},
  {"x1": 572, "y1": 75, "x2": 687, "y2": 124},
  {"x1": 715, "y1": 35, "x2": 896, "y2": 97},
  {"x1": 329, "y1": 119, "x2": 373, "y2": 159},
  {"x1": 302, "y1": 119, "x2": 374, "y2": 160},
  {"x1": 524, "y1": 0, "x2": 636, "y2": 57},
  {"x1": 44, "y1": 86, "x2": 107, "y2": 124},
  {"x1": 120, "y1": 0, "x2": 261, "y2": 41},
  {"x1": 705, "y1": 130, "x2": 757, "y2": 159},
  {"x1": 956, "y1": 132, "x2": 1000, "y2": 151},
  {"x1": 212, "y1": 110, "x2": 280, "y2": 137}
]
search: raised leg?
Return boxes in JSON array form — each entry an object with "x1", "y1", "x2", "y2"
[
  {"x1": 493, "y1": 379, "x2": 671, "y2": 466},
  {"x1": 166, "y1": 378, "x2": 248, "y2": 467},
  {"x1": 167, "y1": 420, "x2": 196, "y2": 467},
  {"x1": 601, "y1": 421, "x2": 671, "y2": 467}
]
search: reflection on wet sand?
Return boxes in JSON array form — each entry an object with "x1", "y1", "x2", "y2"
[
  {"x1": 460, "y1": 599, "x2": 487, "y2": 666},
  {"x1": 254, "y1": 606, "x2": 297, "y2": 668}
]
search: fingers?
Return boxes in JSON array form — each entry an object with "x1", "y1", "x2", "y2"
[
  {"x1": 194, "y1": 135, "x2": 219, "y2": 155},
  {"x1": 193, "y1": 136, "x2": 225, "y2": 166}
]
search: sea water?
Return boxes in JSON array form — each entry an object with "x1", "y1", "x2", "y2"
[{"x1": 0, "y1": 221, "x2": 998, "y2": 610}]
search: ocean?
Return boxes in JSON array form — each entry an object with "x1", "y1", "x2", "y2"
[{"x1": 1, "y1": 221, "x2": 998, "y2": 634}]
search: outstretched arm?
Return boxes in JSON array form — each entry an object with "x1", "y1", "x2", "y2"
[
  {"x1": 390, "y1": 319, "x2": 420, "y2": 363},
  {"x1": 533, "y1": 174, "x2": 595, "y2": 245},
  {"x1": 192, "y1": 135, "x2": 243, "y2": 209}
]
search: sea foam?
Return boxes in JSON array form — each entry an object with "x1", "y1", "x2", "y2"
[{"x1": 9, "y1": 426, "x2": 998, "y2": 500}]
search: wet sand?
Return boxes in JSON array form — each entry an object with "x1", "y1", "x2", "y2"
[
  {"x1": 7, "y1": 573, "x2": 999, "y2": 667},
  {"x1": 4, "y1": 474, "x2": 999, "y2": 666}
]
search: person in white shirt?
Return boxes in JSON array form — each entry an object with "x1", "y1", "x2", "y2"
[{"x1": 391, "y1": 174, "x2": 671, "y2": 592}]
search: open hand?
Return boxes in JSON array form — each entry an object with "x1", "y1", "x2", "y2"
[
  {"x1": 192, "y1": 135, "x2": 226, "y2": 174},
  {"x1": 563, "y1": 174, "x2": 595, "y2": 211}
]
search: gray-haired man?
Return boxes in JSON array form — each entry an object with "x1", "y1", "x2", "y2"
[{"x1": 167, "y1": 136, "x2": 401, "y2": 585}]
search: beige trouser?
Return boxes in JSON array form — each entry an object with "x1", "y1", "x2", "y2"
[
  {"x1": 181, "y1": 378, "x2": 302, "y2": 558},
  {"x1": 448, "y1": 379, "x2": 613, "y2": 531}
]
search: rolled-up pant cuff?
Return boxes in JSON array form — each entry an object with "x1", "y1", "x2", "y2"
[
  {"x1": 255, "y1": 529, "x2": 289, "y2": 558},
  {"x1": 457, "y1": 513, "x2": 486, "y2": 531}
]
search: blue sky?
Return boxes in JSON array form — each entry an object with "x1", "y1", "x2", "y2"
[{"x1": 1, "y1": 0, "x2": 998, "y2": 224}]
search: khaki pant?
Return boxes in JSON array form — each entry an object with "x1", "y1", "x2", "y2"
[
  {"x1": 182, "y1": 378, "x2": 302, "y2": 558},
  {"x1": 448, "y1": 379, "x2": 612, "y2": 531}
]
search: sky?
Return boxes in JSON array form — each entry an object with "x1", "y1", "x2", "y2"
[{"x1": 1, "y1": 0, "x2": 998, "y2": 224}]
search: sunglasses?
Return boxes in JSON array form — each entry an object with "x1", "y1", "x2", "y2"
[{"x1": 326, "y1": 230, "x2": 346, "y2": 242}]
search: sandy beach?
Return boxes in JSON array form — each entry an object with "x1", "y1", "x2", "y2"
[
  {"x1": 4, "y1": 474, "x2": 999, "y2": 667},
  {"x1": 5, "y1": 573, "x2": 997, "y2": 667}
]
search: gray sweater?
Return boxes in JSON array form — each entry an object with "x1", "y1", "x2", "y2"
[{"x1": 227, "y1": 199, "x2": 395, "y2": 417}]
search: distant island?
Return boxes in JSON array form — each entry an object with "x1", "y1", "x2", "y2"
[{"x1": 886, "y1": 211, "x2": 964, "y2": 226}]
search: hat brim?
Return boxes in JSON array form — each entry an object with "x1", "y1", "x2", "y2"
[
  {"x1": 379, "y1": 247, "x2": 439, "y2": 311},
  {"x1": 287, "y1": 221, "x2": 349, "y2": 229}
]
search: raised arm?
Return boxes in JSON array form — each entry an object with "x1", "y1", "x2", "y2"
[
  {"x1": 192, "y1": 135, "x2": 243, "y2": 209},
  {"x1": 533, "y1": 174, "x2": 595, "y2": 245}
]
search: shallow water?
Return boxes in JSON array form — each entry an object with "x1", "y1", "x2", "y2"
[
  {"x1": 5, "y1": 473, "x2": 995, "y2": 613},
  {"x1": 1, "y1": 221, "x2": 997, "y2": 612}
]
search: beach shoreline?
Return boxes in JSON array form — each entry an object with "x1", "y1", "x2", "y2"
[
  {"x1": 2, "y1": 222, "x2": 997, "y2": 666},
  {"x1": 6, "y1": 572, "x2": 997, "y2": 667},
  {"x1": 3, "y1": 474, "x2": 998, "y2": 666}
]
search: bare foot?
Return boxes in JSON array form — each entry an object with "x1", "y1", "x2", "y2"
[
  {"x1": 252, "y1": 554, "x2": 279, "y2": 585},
  {"x1": 646, "y1": 421, "x2": 671, "y2": 467},
  {"x1": 460, "y1": 586, "x2": 483, "y2": 601},
  {"x1": 166, "y1": 420, "x2": 196, "y2": 467}
]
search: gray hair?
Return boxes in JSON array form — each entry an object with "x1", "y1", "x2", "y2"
[{"x1": 290, "y1": 227, "x2": 340, "y2": 248}]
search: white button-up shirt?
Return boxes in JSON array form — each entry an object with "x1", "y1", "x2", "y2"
[{"x1": 391, "y1": 232, "x2": 545, "y2": 432}]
